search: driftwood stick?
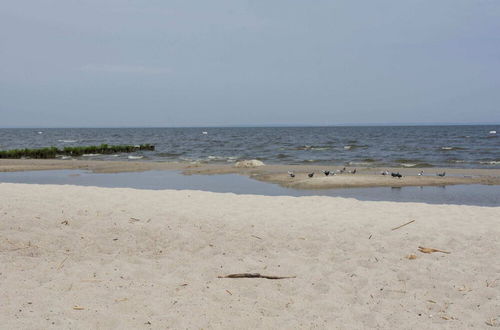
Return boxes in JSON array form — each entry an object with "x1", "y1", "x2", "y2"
[
  {"x1": 391, "y1": 220, "x2": 415, "y2": 231},
  {"x1": 418, "y1": 246, "x2": 450, "y2": 254},
  {"x1": 218, "y1": 273, "x2": 296, "y2": 280}
]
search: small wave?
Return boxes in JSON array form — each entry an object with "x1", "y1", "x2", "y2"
[
  {"x1": 128, "y1": 155, "x2": 143, "y2": 159},
  {"x1": 58, "y1": 139, "x2": 77, "y2": 143},
  {"x1": 343, "y1": 144, "x2": 368, "y2": 150},
  {"x1": 399, "y1": 162, "x2": 434, "y2": 168},
  {"x1": 206, "y1": 155, "x2": 240, "y2": 162},
  {"x1": 440, "y1": 146, "x2": 466, "y2": 151},
  {"x1": 157, "y1": 152, "x2": 185, "y2": 157},
  {"x1": 82, "y1": 153, "x2": 101, "y2": 157},
  {"x1": 293, "y1": 145, "x2": 331, "y2": 151},
  {"x1": 348, "y1": 161, "x2": 373, "y2": 166},
  {"x1": 479, "y1": 160, "x2": 500, "y2": 165}
]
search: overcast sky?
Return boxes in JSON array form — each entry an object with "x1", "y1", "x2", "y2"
[{"x1": 1, "y1": 0, "x2": 499, "y2": 127}]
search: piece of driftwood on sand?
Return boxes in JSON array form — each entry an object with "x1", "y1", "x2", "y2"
[{"x1": 218, "y1": 273, "x2": 296, "y2": 280}]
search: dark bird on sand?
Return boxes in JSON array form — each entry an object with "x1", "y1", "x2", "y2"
[
  {"x1": 391, "y1": 172, "x2": 402, "y2": 178},
  {"x1": 308, "y1": 172, "x2": 314, "y2": 178},
  {"x1": 323, "y1": 170, "x2": 330, "y2": 176},
  {"x1": 287, "y1": 170, "x2": 295, "y2": 178},
  {"x1": 437, "y1": 172, "x2": 446, "y2": 177}
]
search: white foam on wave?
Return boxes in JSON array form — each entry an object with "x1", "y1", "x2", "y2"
[
  {"x1": 480, "y1": 160, "x2": 500, "y2": 165},
  {"x1": 58, "y1": 139, "x2": 78, "y2": 143},
  {"x1": 128, "y1": 155, "x2": 143, "y2": 159},
  {"x1": 400, "y1": 163, "x2": 418, "y2": 167},
  {"x1": 343, "y1": 145, "x2": 352, "y2": 150},
  {"x1": 348, "y1": 161, "x2": 372, "y2": 166},
  {"x1": 82, "y1": 153, "x2": 101, "y2": 157},
  {"x1": 441, "y1": 147, "x2": 453, "y2": 150}
]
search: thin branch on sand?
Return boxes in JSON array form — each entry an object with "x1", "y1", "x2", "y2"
[
  {"x1": 418, "y1": 246, "x2": 450, "y2": 254},
  {"x1": 391, "y1": 220, "x2": 415, "y2": 231},
  {"x1": 218, "y1": 273, "x2": 296, "y2": 280}
]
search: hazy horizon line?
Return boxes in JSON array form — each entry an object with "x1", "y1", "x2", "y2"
[{"x1": 1, "y1": 122, "x2": 498, "y2": 129}]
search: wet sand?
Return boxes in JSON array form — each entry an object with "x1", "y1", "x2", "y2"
[{"x1": 1, "y1": 159, "x2": 499, "y2": 189}]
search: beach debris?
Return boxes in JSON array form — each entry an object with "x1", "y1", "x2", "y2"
[
  {"x1": 251, "y1": 235, "x2": 262, "y2": 240},
  {"x1": 308, "y1": 172, "x2": 314, "y2": 178},
  {"x1": 436, "y1": 171, "x2": 446, "y2": 177},
  {"x1": 129, "y1": 217, "x2": 140, "y2": 223},
  {"x1": 57, "y1": 256, "x2": 69, "y2": 270},
  {"x1": 418, "y1": 246, "x2": 450, "y2": 254},
  {"x1": 145, "y1": 321, "x2": 152, "y2": 325},
  {"x1": 391, "y1": 219, "x2": 415, "y2": 231},
  {"x1": 218, "y1": 273, "x2": 296, "y2": 280},
  {"x1": 486, "y1": 318, "x2": 498, "y2": 327},
  {"x1": 486, "y1": 279, "x2": 499, "y2": 288},
  {"x1": 406, "y1": 254, "x2": 417, "y2": 260},
  {"x1": 61, "y1": 220, "x2": 69, "y2": 225},
  {"x1": 72, "y1": 306, "x2": 85, "y2": 310},
  {"x1": 234, "y1": 159, "x2": 264, "y2": 168},
  {"x1": 225, "y1": 289, "x2": 232, "y2": 295}
]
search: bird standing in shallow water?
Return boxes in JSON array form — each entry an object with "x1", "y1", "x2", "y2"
[
  {"x1": 287, "y1": 170, "x2": 295, "y2": 178},
  {"x1": 308, "y1": 172, "x2": 314, "y2": 178},
  {"x1": 437, "y1": 172, "x2": 446, "y2": 177},
  {"x1": 418, "y1": 170, "x2": 424, "y2": 176}
]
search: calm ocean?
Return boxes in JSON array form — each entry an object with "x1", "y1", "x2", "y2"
[{"x1": 0, "y1": 126, "x2": 498, "y2": 168}]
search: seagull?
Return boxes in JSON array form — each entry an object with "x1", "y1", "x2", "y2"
[
  {"x1": 287, "y1": 170, "x2": 295, "y2": 178},
  {"x1": 437, "y1": 171, "x2": 446, "y2": 177},
  {"x1": 381, "y1": 170, "x2": 389, "y2": 176},
  {"x1": 418, "y1": 170, "x2": 424, "y2": 176},
  {"x1": 308, "y1": 172, "x2": 314, "y2": 178},
  {"x1": 351, "y1": 168, "x2": 356, "y2": 174},
  {"x1": 391, "y1": 172, "x2": 402, "y2": 178},
  {"x1": 323, "y1": 170, "x2": 330, "y2": 176}
]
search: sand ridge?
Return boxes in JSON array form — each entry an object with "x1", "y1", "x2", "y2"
[{"x1": 1, "y1": 159, "x2": 500, "y2": 189}]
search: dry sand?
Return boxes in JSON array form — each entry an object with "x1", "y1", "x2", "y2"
[
  {"x1": 1, "y1": 159, "x2": 500, "y2": 189},
  {"x1": 1, "y1": 183, "x2": 499, "y2": 329}
]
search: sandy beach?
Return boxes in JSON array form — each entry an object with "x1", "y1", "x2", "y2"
[{"x1": 1, "y1": 183, "x2": 499, "y2": 329}]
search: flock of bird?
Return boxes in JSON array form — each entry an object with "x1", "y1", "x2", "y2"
[
  {"x1": 288, "y1": 167, "x2": 355, "y2": 178},
  {"x1": 288, "y1": 168, "x2": 446, "y2": 178}
]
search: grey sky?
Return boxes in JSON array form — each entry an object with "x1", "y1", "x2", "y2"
[{"x1": 1, "y1": 0, "x2": 499, "y2": 127}]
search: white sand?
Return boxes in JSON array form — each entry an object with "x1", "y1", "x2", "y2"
[{"x1": 1, "y1": 183, "x2": 499, "y2": 329}]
